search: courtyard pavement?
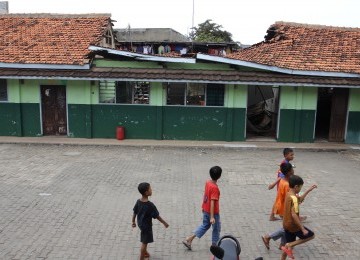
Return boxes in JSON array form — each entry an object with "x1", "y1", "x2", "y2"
[{"x1": 0, "y1": 141, "x2": 359, "y2": 259}]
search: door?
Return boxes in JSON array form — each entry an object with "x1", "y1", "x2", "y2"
[
  {"x1": 41, "y1": 85, "x2": 67, "y2": 135},
  {"x1": 328, "y1": 88, "x2": 349, "y2": 142}
]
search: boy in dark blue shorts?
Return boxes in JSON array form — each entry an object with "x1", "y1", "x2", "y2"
[
  {"x1": 132, "y1": 182, "x2": 169, "y2": 260},
  {"x1": 281, "y1": 175, "x2": 317, "y2": 259}
]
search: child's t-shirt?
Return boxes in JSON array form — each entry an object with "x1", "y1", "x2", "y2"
[
  {"x1": 202, "y1": 180, "x2": 220, "y2": 214},
  {"x1": 274, "y1": 178, "x2": 290, "y2": 216},
  {"x1": 133, "y1": 200, "x2": 159, "y2": 231},
  {"x1": 283, "y1": 193, "x2": 300, "y2": 232}
]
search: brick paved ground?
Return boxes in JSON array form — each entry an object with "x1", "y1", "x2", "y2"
[{"x1": 0, "y1": 144, "x2": 359, "y2": 260}]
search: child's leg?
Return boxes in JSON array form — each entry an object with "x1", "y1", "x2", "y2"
[
  {"x1": 287, "y1": 227, "x2": 314, "y2": 249},
  {"x1": 280, "y1": 251, "x2": 288, "y2": 260},
  {"x1": 270, "y1": 202, "x2": 280, "y2": 221},
  {"x1": 211, "y1": 214, "x2": 221, "y2": 245},
  {"x1": 286, "y1": 234, "x2": 314, "y2": 248},
  {"x1": 269, "y1": 227, "x2": 285, "y2": 241},
  {"x1": 140, "y1": 243, "x2": 148, "y2": 260},
  {"x1": 184, "y1": 212, "x2": 211, "y2": 245}
]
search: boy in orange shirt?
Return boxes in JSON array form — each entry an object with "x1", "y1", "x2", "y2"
[
  {"x1": 262, "y1": 162, "x2": 293, "y2": 249},
  {"x1": 182, "y1": 166, "x2": 222, "y2": 250},
  {"x1": 269, "y1": 148, "x2": 295, "y2": 221}
]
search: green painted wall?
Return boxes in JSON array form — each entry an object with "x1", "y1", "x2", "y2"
[
  {"x1": 228, "y1": 108, "x2": 246, "y2": 141},
  {"x1": 346, "y1": 111, "x2": 360, "y2": 144},
  {"x1": 8, "y1": 80, "x2": 21, "y2": 103},
  {"x1": 348, "y1": 88, "x2": 360, "y2": 111},
  {"x1": 21, "y1": 103, "x2": 41, "y2": 136},
  {"x1": 149, "y1": 82, "x2": 164, "y2": 106},
  {"x1": 277, "y1": 86, "x2": 317, "y2": 142},
  {"x1": 91, "y1": 105, "x2": 157, "y2": 139},
  {"x1": 0, "y1": 103, "x2": 21, "y2": 136},
  {"x1": 68, "y1": 104, "x2": 92, "y2": 138},
  {"x1": 278, "y1": 109, "x2": 316, "y2": 142},
  {"x1": 346, "y1": 89, "x2": 360, "y2": 144},
  {"x1": 162, "y1": 106, "x2": 245, "y2": 141},
  {"x1": 279, "y1": 86, "x2": 317, "y2": 110},
  {"x1": 94, "y1": 59, "x2": 163, "y2": 68},
  {"x1": 94, "y1": 59, "x2": 232, "y2": 70},
  {"x1": 20, "y1": 80, "x2": 40, "y2": 103},
  {"x1": 67, "y1": 81, "x2": 92, "y2": 105},
  {"x1": 225, "y1": 84, "x2": 247, "y2": 108}
]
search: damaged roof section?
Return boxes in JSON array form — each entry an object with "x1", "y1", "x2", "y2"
[
  {"x1": 0, "y1": 13, "x2": 112, "y2": 66},
  {"x1": 227, "y1": 22, "x2": 360, "y2": 75}
]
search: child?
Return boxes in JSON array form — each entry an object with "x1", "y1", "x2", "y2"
[
  {"x1": 182, "y1": 166, "x2": 222, "y2": 250},
  {"x1": 281, "y1": 175, "x2": 317, "y2": 259},
  {"x1": 132, "y1": 182, "x2": 169, "y2": 260},
  {"x1": 269, "y1": 148, "x2": 295, "y2": 221},
  {"x1": 262, "y1": 162, "x2": 294, "y2": 250}
]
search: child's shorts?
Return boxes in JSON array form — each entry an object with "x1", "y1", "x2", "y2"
[
  {"x1": 285, "y1": 226, "x2": 314, "y2": 243},
  {"x1": 140, "y1": 228, "x2": 154, "y2": 244}
]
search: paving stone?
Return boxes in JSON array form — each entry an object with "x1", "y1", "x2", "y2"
[{"x1": 0, "y1": 144, "x2": 359, "y2": 259}]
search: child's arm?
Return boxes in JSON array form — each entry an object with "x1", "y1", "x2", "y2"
[
  {"x1": 157, "y1": 216, "x2": 169, "y2": 228},
  {"x1": 210, "y1": 199, "x2": 216, "y2": 224},
  {"x1": 298, "y1": 184, "x2": 317, "y2": 203},
  {"x1": 268, "y1": 177, "x2": 281, "y2": 190},
  {"x1": 131, "y1": 214, "x2": 136, "y2": 228}
]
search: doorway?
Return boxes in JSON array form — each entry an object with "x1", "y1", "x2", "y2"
[
  {"x1": 315, "y1": 87, "x2": 349, "y2": 142},
  {"x1": 41, "y1": 85, "x2": 67, "y2": 135},
  {"x1": 246, "y1": 85, "x2": 279, "y2": 140}
]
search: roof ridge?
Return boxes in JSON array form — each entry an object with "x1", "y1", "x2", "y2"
[
  {"x1": 0, "y1": 13, "x2": 111, "y2": 18},
  {"x1": 274, "y1": 21, "x2": 360, "y2": 31}
]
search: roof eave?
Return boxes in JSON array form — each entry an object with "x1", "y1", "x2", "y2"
[{"x1": 0, "y1": 62, "x2": 90, "y2": 70}]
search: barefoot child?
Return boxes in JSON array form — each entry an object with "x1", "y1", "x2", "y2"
[
  {"x1": 132, "y1": 182, "x2": 169, "y2": 260},
  {"x1": 183, "y1": 166, "x2": 222, "y2": 250},
  {"x1": 281, "y1": 175, "x2": 317, "y2": 259}
]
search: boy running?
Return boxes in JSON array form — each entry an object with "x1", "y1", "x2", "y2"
[{"x1": 281, "y1": 175, "x2": 317, "y2": 259}]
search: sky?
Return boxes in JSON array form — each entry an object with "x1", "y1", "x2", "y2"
[{"x1": 5, "y1": 0, "x2": 360, "y2": 44}]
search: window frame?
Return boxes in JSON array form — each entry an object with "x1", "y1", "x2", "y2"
[
  {"x1": 0, "y1": 79, "x2": 8, "y2": 102},
  {"x1": 166, "y1": 82, "x2": 225, "y2": 107},
  {"x1": 99, "y1": 80, "x2": 150, "y2": 105}
]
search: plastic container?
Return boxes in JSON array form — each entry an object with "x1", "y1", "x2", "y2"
[{"x1": 116, "y1": 126, "x2": 125, "y2": 140}]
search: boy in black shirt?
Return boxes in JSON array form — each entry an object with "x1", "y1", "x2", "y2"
[{"x1": 132, "y1": 182, "x2": 169, "y2": 260}]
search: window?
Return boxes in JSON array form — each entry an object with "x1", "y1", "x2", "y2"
[
  {"x1": 0, "y1": 79, "x2": 8, "y2": 101},
  {"x1": 166, "y1": 83, "x2": 224, "y2": 106},
  {"x1": 99, "y1": 81, "x2": 150, "y2": 104}
]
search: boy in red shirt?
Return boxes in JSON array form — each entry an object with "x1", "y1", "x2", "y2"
[{"x1": 182, "y1": 166, "x2": 222, "y2": 250}]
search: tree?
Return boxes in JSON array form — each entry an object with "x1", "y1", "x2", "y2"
[{"x1": 189, "y1": 19, "x2": 233, "y2": 42}]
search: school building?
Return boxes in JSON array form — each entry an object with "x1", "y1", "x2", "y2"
[{"x1": 1, "y1": 15, "x2": 360, "y2": 144}]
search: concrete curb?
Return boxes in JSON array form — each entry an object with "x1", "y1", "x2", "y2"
[{"x1": 0, "y1": 137, "x2": 359, "y2": 152}]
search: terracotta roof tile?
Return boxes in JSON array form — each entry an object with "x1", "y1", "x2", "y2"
[
  {"x1": 228, "y1": 22, "x2": 360, "y2": 74},
  {"x1": 0, "y1": 14, "x2": 111, "y2": 65}
]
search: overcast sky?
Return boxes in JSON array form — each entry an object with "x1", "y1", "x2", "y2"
[{"x1": 6, "y1": 0, "x2": 360, "y2": 44}]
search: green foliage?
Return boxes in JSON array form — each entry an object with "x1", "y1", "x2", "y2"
[{"x1": 189, "y1": 19, "x2": 233, "y2": 42}]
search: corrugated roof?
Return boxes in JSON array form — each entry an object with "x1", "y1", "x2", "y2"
[
  {"x1": 227, "y1": 22, "x2": 360, "y2": 74},
  {"x1": 0, "y1": 13, "x2": 111, "y2": 65}
]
